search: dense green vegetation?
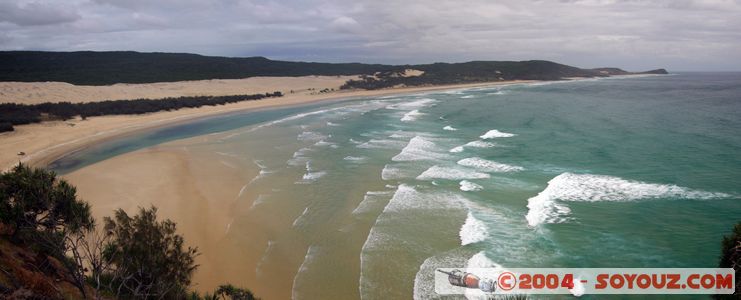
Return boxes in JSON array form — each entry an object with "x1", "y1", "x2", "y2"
[
  {"x1": 340, "y1": 60, "x2": 656, "y2": 90},
  {"x1": 0, "y1": 51, "x2": 398, "y2": 85},
  {"x1": 715, "y1": 222, "x2": 741, "y2": 299},
  {"x1": 0, "y1": 92, "x2": 282, "y2": 133},
  {"x1": 0, "y1": 51, "x2": 666, "y2": 87},
  {"x1": 0, "y1": 164, "x2": 259, "y2": 299}
]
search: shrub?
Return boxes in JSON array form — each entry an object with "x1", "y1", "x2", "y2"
[
  {"x1": 103, "y1": 206, "x2": 198, "y2": 299},
  {"x1": 0, "y1": 163, "x2": 93, "y2": 243}
]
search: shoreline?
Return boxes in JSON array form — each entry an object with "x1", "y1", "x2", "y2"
[
  {"x1": 53, "y1": 79, "x2": 530, "y2": 297},
  {"x1": 1, "y1": 79, "x2": 532, "y2": 171}
]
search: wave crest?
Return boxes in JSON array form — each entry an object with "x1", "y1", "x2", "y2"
[{"x1": 526, "y1": 172, "x2": 731, "y2": 226}]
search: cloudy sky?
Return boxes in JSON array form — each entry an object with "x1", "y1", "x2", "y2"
[{"x1": 1, "y1": 0, "x2": 740, "y2": 71}]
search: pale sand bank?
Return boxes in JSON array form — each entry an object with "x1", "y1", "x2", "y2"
[{"x1": 0, "y1": 75, "x2": 357, "y2": 104}]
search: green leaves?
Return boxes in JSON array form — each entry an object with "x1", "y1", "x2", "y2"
[
  {"x1": 104, "y1": 206, "x2": 199, "y2": 299},
  {"x1": 0, "y1": 163, "x2": 93, "y2": 240}
]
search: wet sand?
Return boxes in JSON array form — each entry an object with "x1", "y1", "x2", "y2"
[
  {"x1": 2, "y1": 77, "x2": 531, "y2": 298},
  {"x1": 0, "y1": 77, "x2": 531, "y2": 172}
]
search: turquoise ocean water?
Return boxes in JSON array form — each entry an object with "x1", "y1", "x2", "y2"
[{"x1": 53, "y1": 73, "x2": 741, "y2": 299}]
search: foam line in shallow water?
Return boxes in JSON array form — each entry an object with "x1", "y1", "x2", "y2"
[
  {"x1": 457, "y1": 157, "x2": 524, "y2": 172},
  {"x1": 385, "y1": 98, "x2": 437, "y2": 110},
  {"x1": 416, "y1": 165, "x2": 490, "y2": 180},
  {"x1": 459, "y1": 180, "x2": 483, "y2": 192},
  {"x1": 401, "y1": 109, "x2": 425, "y2": 122},
  {"x1": 380, "y1": 184, "x2": 470, "y2": 213},
  {"x1": 526, "y1": 172, "x2": 732, "y2": 226},
  {"x1": 392, "y1": 136, "x2": 450, "y2": 161},
  {"x1": 292, "y1": 245, "x2": 320, "y2": 300},
  {"x1": 449, "y1": 140, "x2": 497, "y2": 153}
]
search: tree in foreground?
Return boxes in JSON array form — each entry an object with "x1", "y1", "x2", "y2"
[
  {"x1": 0, "y1": 163, "x2": 95, "y2": 297},
  {"x1": 715, "y1": 221, "x2": 741, "y2": 299},
  {"x1": 0, "y1": 163, "x2": 93, "y2": 241},
  {"x1": 103, "y1": 206, "x2": 199, "y2": 299},
  {"x1": 1, "y1": 165, "x2": 258, "y2": 299}
]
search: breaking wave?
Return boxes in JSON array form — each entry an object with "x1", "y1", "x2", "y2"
[
  {"x1": 385, "y1": 98, "x2": 437, "y2": 110},
  {"x1": 526, "y1": 172, "x2": 732, "y2": 226},
  {"x1": 480, "y1": 129, "x2": 516, "y2": 139},
  {"x1": 449, "y1": 140, "x2": 497, "y2": 153},
  {"x1": 459, "y1": 180, "x2": 483, "y2": 192},
  {"x1": 457, "y1": 157, "x2": 524, "y2": 172},
  {"x1": 392, "y1": 136, "x2": 450, "y2": 161},
  {"x1": 460, "y1": 212, "x2": 488, "y2": 245},
  {"x1": 416, "y1": 165, "x2": 490, "y2": 180},
  {"x1": 401, "y1": 109, "x2": 425, "y2": 122}
]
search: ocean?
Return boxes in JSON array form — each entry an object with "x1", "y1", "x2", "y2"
[{"x1": 53, "y1": 73, "x2": 741, "y2": 299}]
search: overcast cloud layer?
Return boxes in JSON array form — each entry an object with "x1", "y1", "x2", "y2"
[{"x1": 1, "y1": 0, "x2": 740, "y2": 71}]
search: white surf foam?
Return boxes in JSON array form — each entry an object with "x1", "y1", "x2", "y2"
[
  {"x1": 459, "y1": 180, "x2": 483, "y2": 192},
  {"x1": 443, "y1": 125, "x2": 458, "y2": 131},
  {"x1": 416, "y1": 165, "x2": 490, "y2": 180},
  {"x1": 382, "y1": 184, "x2": 468, "y2": 212},
  {"x1": 292, "y1": 207, "x2": 310, "y2": 227},
  {"x1": 313, "y1": 140, "x2": 336, "y2": 147},
  {"x1": 357, "y1": 139, "x2": 407, "y2": 149},
  {"x1": 292, "y1": 246, "x2": 320, "y2": 300},
  {"x1": 343, "y1": 156, "x2": 367, "y2": 162},
  {"x1": 249, "y1": 160, "x2": 273, "y2": 183},
  {"x1": 381, "y1": 164, "x2": 407, "y2": 180},
  {"x1": 526, "y1": 172, "x2": 732, "y2": 226},
  {"x1": 237, "y1": 184, "x2": 249, "y2": 198},
  {"x1": 296, "y1": 161, "x2": 326, "y2": 183},
  {"x1": 457, "y1": 157, "x2": 524, "y2": 172},
  {"x1": 297, "y1": 131, "x2": 328, "y2": 142},
  {"x1": 352, "y1": 191, "x2": 393, "y2": 215},
  {"x1": 401, "y1": 109, "x2": 425, "y2": 122},
  {"x1": 480, "y1": 129, "x2": 516, "y2": 139},
  {"x1": 255, "y1": 240, "x2": 275, "y2": 277},
  {"x1": 449, "y1": 146, "x2": 465, "y2": 153},
  {"x1": 287, "y1": 147, "x2": 313, "y2": 166},
  {"x1": 249, "y1": 194, "x2": 269, "y2": 210},
  {"x1": 460, "y1": 212, "x2": 488, "y2": 245},
  {"x1": 385, "y1": 98, "x2": 437, "y2": 110},
  {"x1": 299, "y1": 171, "x2": 326, "y2": 182},
  {"x1": 461, "y1": 95, "x2": 476, "y2": 99},
  {"x1": 449, "y1": 140, "x2": 497, "y2": 153},
  {"x1": 392, "y1": 136, "x2": 450, "y2": 161},
  {"x1": 465, "y1": 140, "x2": 497, "y2": 148}
]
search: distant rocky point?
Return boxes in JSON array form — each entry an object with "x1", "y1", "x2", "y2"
[{"x1": 593, "y1": 67, "x2": 669, "y2": 75}]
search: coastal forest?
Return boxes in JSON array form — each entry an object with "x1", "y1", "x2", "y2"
[
  {"x1": 0, "y1": 92, "x2": 283, "y2": 133},
  {"x1": 0, "y1": 51, "x2": 667, "y2": 86}
]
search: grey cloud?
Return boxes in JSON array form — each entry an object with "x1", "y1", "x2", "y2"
[
  {"x1": 1, "y1": 0, "x2": 740, "y2": 70},
  {"x1": 0, "y1": 1, "x2": 80, "y2": 26}
]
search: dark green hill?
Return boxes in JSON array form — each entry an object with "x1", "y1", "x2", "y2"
[
  {"x1": 0, "y1": 51, "x2": 398, "y2": 85},
  {"x1": 0, "y1": 51, "x2": 664, "y2": 86}
]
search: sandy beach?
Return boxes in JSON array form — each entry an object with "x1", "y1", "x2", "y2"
[
  {"x1": 1, "y1": 76, "x2": 529, "y2": 298},
  {"x1": 0, "y1": 77, "x2": 530, "y2": 171}
]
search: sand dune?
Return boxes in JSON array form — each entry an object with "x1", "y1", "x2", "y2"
[
  {"x1": 0, "y1": 77, "x2": 529, "y2": 171},
  {"x1": 0, "y1": 75, "x2": 356, "y2": 104}
]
